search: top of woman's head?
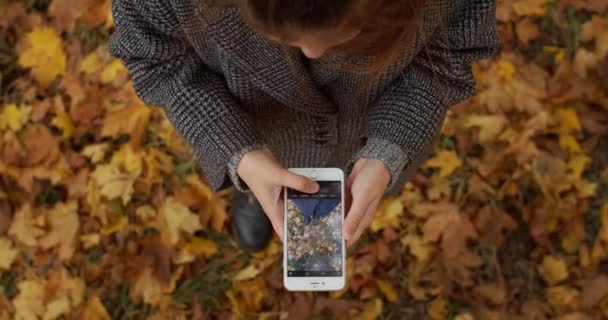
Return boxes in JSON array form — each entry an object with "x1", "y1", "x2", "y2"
[{"x1": 236, "y1": 0, "x2": 426, "y2": 73}]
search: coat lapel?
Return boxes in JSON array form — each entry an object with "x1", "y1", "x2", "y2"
[{"x1": 178, "y1": 2, "x2": 337, "y2": 116}]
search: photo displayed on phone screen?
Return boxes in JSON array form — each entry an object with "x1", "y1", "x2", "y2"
[{"x1": 286, "y1": 181, "x2": 343, "y2": 277}]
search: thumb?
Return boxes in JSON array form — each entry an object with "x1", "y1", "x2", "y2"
[{"x1": 280, "y1": 170, "x2": 319, "y2": 194}]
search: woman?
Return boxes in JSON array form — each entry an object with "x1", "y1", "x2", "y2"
[{"x1": 110, "y1": 0, "x2": 498, "y2": 252}]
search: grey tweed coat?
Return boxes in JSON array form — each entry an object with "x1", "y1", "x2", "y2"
[{"x1": 109, "y1": 0, "x2": 498, "y2": 192}]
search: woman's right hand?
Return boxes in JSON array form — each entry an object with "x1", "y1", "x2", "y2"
[{"x1": 236, "y1": 148, "x2": 319, "y2": 241}]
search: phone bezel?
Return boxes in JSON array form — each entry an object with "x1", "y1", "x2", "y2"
[{"x1": 283, "y1": 168, "x2": 346, "y2": 291}]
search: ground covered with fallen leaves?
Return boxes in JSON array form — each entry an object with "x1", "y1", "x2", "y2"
[{"x1": 0, "y1": 0, "x2": 607, "y2": 319}]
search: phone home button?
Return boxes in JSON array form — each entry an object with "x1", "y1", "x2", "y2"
[{"x1": 310, "y1": 170, "x2": 319, "y2": 179}]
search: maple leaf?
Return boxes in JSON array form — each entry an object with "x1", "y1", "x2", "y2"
[
  {"x1": 50, "y1": 110, "x2": 75, "y2": 139},
  {"x1": 9, "y1": 204, "x2": 45, "y2": 247},
  {"x1": 18, "y1": 27, "x2": 66, "y2": 88},
  {"x1": 370, "y1": 198, "x2": 403, "y2": 232},
  {"x1": 424, "y1": 150, "x2": 463, "y2": 178},
  {"x1": 359, "y1": 298, "x2": 382, "y2": 320},
  {"x1": 80, "y1": 51, "x2": 102, "y2": 75},
  {"x1": 13, "y1": 279, "x2": 46, "y2": 320},
  {"x1": 100, "y1": 59, "x2": 128, "y2": 84},
  {"x1": 79, "y1": 297, "x2": 111, "y2": 320},
  {"x1": 157, "y1": 197, "x2": 202, "y2": 245},
  {"x1": 90, "y1": 163, "x2": 137, "y2": 205},
  {"x1": 421, "y1": 202, "x2": 478, "y2": 257},
  {"x1": 463, "y1": 114, "x2": 507, "y2": 142},
  {"x1": 100, "y1": 104, "x2": 151, "y2": 150},
  {"x1": 428, "y1": 298, "x2": 448, "y2": 320},
  {"x1": 0, "y1": 104, "x2": 31, "y2": 132},
  {"x1": 547, "y1": 285, "x2": 580, "y2": 310},
  {"x1": 38, "y1": 201, "x2": 79, "y2": 261},
  {"x1": 0, "y1": 237, "x2": 19, "y2": 270},
  {"x1": 375, "y1": 279, "x2": 398, "y2": 303},
  {"x1": 512, "y1": 0, "x2": 548, "y2": 16},
  {"x1": 182, "y1": 237, "x2": 217, "y2": 258}
]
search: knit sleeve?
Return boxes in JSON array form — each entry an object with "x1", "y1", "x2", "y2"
[
  {"x1": 109, "y1": 0, "x2": 265, "y2": 191},
  {"x1": 349, "y1": 0, "x2": 499, "y2": 191}
]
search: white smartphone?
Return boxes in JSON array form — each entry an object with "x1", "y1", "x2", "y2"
[{"x1": 283, "y1": 168, "x2": 346, "y2": 291}]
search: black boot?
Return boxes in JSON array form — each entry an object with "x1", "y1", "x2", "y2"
[{"x1": 230, "y1": 191, "x2": 273, "y2": 252}]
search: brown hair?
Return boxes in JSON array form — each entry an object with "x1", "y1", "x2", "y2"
[{"x1": 236, "y1": 0, "x2": 426, "y2": 77}]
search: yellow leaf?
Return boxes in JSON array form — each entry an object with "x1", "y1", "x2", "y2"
[
  {"x1": 359, "y1": 298, "x2": 383, "y2": 320},
  {"x1": 463, "y1": 114, "x2": 507, "y2": 142},
  {"x1": 51, "y1": 111, "x2": 75, "y2": 139},
  {"x1": 131, "y1": 268, "x2": 164, "y2": 305},
  {"x1": 541, "y1": 255, "x2": 569, "y2": 285},
  {"x1": 424, "y1": 150, "x2": 462, "y2": 178},
  {"x1": 18, "y1": 27, "x2": 66, "y2": 87},
  {"x1": 496, "y1": 60, "x2": 515, "y2": 81},
  {"x1": 38, "y1": 201, "x2": 79, "y2": 261},
  {"x1": 0, "y1": 237, "x2": 19, "y2": 270},
  {"x1": 371, "y1": 198, "x2": 403, "y2": 232},
  {"x1": 100, "y1": 59, "x2": 127, "y2": 84},
  {"x1": 80, "y1": 297, "x2": 111, "y2": 320},
  {"x1": 157, "y1": 197, "x2": 202, "y2": 245},
  {"x1": 601, "y1": 204, "x2": 608, "y2": 226},
  {"x1": 0, "y1": 104, "x2": 31, "y2": 132},
  {"x1": 43, "y1": 296, "x2": 70, "y2": 320},
  {"x1": 376, "y1": 279, "x2": 399, "y2": 303},
  {"x1": 428, "y1": 298, "x2": 448, "y2": 320},
  {"x1": 234, "y1": 264, "x2": 260, "y2": 282},
  {"x1": 9, "y1": 204, "x2": 45, "y2": 247},
  {"x1": 80, "y1": 52, "x2": 102, "y2": 74},
  {"x1": 13, "y1": 280, "x2": 46, "y2": 320},
  {"x1": 401, "y1": 234, "x2": 434, "y2": 262},
  {"x1": 80, "y1": 234, "x2": 100, "y2": 249},
  {"x1": 100, "y1": 216, "x2": 128, "y2": 236},
  {"x1": 559, "y1": 134, "x2": 581, "y2": 155},
  {"x1": 183, "y1": 237, "x2": 217, "y2": 258},
  {"x1": 555, "y1": 108, "x2": 581, "y2": 133},
  {"x1": 454, "y1": 314, "x2": 475, "y2": 320},
  {"x1": 225, "y1": 290, "x2": 245, "y2": 318},
  {"x1": 513, "y1": 0, "x2": 548, "y2": 16},
  {"x1": 81, "y1": 143, "x2": 110, "y2": 164},
  {"x1": 547, "y1": 285, "x2": 580, "y2": 310},
  {"x1": 91, "y1": 163, "x2": 137, "y2": 205},
  {"x1": 568, "y1": 155, "x2": 591, "y2": 178},
  {"x1": 111, "y1": 145, "x2": 143, "y2": 175}
]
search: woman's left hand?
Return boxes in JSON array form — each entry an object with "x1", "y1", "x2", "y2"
[{"x1": 344, "y1": 158, "x2": 391, "y2": 247}]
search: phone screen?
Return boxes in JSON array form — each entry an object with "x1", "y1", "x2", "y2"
[{"x1": 285, "y1": 181, "x2": 343, "y2": 277}]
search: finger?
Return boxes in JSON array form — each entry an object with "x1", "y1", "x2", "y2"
[
  {"x1": 280, "y1": 170, "x2": 319, "y2": 193},
  {"x1": 258, "y1": 188, "x2": 285, "y2": 242},
  {"x1": 344, "y1": 195, "x2": 372, "y2": 241},
  {"x1": 347, "y1": 199, "x2": 380, "y2": 247}
]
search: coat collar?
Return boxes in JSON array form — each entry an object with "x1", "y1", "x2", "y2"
[{"x1": 177, "y1": 2, "x2": 337, "y2": 116}]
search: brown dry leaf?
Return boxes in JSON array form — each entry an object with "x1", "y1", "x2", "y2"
[
  {"x1": 422, "y1": 203, "x2": 478, "y2": 257},
  {"x1": 428, "y1": 298, "x2": 448, "y2": 320},
  {"x1": 20, "y1": 124, "x2": 60, "y2": 167},
  {"x1": 100, "y1": 104, "x2": 151, "y2": 150},
  {"x1": 581, "y1": 16, "x2": 608, "y2": 59},
  {"x1": 580, "y1": 275, "x2": 608, "y2": 309},
  {"x1": 38, "y1": 201, "x2": 79, "y2": 261},
  {"x1": 130, "y1": 268, "x2": 165, "y2": 305},
  {"x1": 462, "y1": 114, "x2": 507, "y2": 143},
  {"x1": 554, "y1": 313, "x2": 593, "y2": 320},
  {"x1": 474, "y1": 206, "x2": 518, "y2": 248},
  {"x1": 233, "y1": 264, "x2": 260, "y2": 282},
  {"x1": 48, "y1": 0, "x2": 90, "y2": 32},
  {"x1": 474, "y1": 283, "x2": 506, "y2": 306},
  {"x1": 516, "y1": 17, "x2": 541, "y2": 44},
  {"x1": 547, "y1": 285, "x2": 580, "y2": 310}
]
